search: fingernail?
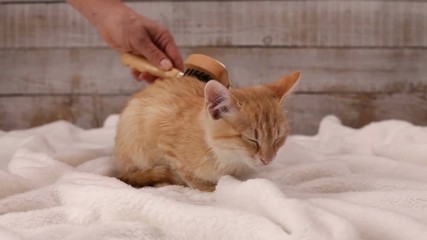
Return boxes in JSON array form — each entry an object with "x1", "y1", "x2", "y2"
[{"x1": 160, "y1": 59, "x2": 173, "y2": 70}]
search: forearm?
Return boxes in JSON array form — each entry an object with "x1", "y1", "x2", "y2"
[
  {"x1": 66, "y1": 0, "x2": 127, "y2": 26},
  {"x1": 67, "y1": 0, "x2": 183, "y2": 74}
]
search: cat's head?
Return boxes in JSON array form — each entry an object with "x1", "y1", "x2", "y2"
[{"x1": 203, "y1": 71, "x2": 300, "y2": 168}]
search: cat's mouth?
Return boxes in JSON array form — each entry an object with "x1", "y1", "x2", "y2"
[
  {"x1": 260, "y1": 158, "x2": 269, "y2": 165},
  {"x1": 245, "y1": 156, "x2": 273, "y2": 168},
  {"x1": 255, "y1": 154, "x2": 275, "y2": 166}
]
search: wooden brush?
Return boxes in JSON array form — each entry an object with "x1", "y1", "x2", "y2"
[
  {"x1": 183, "y1": 54, "x2": 231, "y2": 88},
  {"x1": 120, "y1": 53, "x2": 184, "y2": 79},
  {"x1": 120, "y1": 53, "x2": 231, "y2": 88}
]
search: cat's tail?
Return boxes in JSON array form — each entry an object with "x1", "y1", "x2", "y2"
[{"x1": 118, "y1": 166, "x2": 186, "y2": 188}]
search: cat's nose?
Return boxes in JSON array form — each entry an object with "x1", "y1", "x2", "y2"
[{"x1": 260, "y1": 156, "x2": 272, "y2": 165}]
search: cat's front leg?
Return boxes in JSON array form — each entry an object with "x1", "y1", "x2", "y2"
[
  {"x1": 118, "y1": 165, "x2": 186, "y2": 188},
  {"x1": 180, "y1": 172, "x2": 216, "y2": 192}
]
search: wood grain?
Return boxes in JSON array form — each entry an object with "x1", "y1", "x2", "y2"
[
  {"x1": 1, "y1": 1, "x2": 426, "y2": 48},
  {"x1": 1, "y1": 47, "x2": 426, "y2": 94},
  {"x1": 2, "y1": 0, "x2": 424, "y2": 2},
  {"x1": 0, "y1": 95, "x2": 128, "y2": 131},
  {"x1": 1, "y1": 0, "x2": 426, "y2": 134},
  {"x1": 285, "y1": 93, "x2": 427, "y2": 134},
  {"x1": 1, "y1": 93, "x2": 426, "y2": 134}
]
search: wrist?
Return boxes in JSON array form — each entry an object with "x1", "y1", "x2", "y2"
[
  {"x1": 94, "y1": 2, "x2": 140, "y2": 30},
  {"x1": 68, "y1": 0, "x2": 129, "y2": 27}
]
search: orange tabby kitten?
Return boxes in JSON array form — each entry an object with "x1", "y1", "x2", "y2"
[{"x1": 115, "y1": 71, "x2": 300, "y2": 191}]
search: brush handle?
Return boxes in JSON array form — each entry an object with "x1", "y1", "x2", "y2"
[{"x1": 120, "y1": 53, "x2": 183, "y2": 79}]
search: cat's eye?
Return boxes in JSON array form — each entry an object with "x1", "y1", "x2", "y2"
[
  {"x1": 274, "y1": 137, "x2": 284, "y2": 146},
  {"x1": 243, "y1": 136, "x2": 259, "y2": 148}
]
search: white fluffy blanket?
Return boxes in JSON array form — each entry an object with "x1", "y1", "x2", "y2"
[{"x1": 1, "y1": 115, "x2": 427, "y2": 240}]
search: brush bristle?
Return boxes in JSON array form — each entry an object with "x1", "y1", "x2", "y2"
[{"x1": 183, "y1": 69, "x2": 213, "y2": 82}]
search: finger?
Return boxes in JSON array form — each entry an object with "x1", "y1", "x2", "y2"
[
  {"x1": 130, "y1": 69, "x2": 158, "y2": 82},
  {"x1": 164, "y1": 41, "x2": 184, "y2": 71},
  {"x1": 157, "y1": 31, "x2": 184, "y2": 71},
  {"x1": 131, "y1": 69, "x2": 143, "y2": 81},
  {"x1": 130, "y1": 68, "x2": 141, "y2": 80},
  {"x1": 131, "y1": 35, "x2": 173, "y2": 71},
  {"x1": 138, "y1": 72, "x2": 158, "y2": 83}
]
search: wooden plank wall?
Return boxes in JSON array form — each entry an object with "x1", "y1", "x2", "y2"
[{"x1": 0, "y1": 0, "x2": 426, "y2": 134}]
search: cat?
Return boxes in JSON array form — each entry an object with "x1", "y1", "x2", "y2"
[{"x1": 114, "y1": 71, "x2": 300, "y2": 191}]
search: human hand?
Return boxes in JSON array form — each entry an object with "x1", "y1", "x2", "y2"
[{"x1": 93, "y1": 3, "x2": 183, "y2": 82}]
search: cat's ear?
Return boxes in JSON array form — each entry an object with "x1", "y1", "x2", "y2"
[
  {"x1": 266, "y1": 71, "x2": 300, "y2": 103},
  {"x1": 204, "y1": 80, "x2": 238, "y2": 120}
]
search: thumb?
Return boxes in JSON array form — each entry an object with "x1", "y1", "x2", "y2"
[{"x1": 133, "y1": 39, "x2": 173, "y2": 70}]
